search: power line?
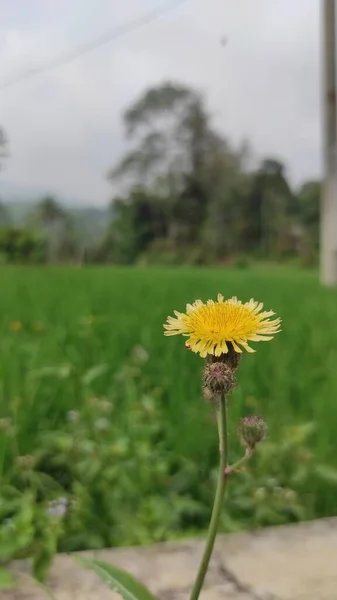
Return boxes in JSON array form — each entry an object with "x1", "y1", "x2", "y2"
[{"x1": 0, "y1": 0, "x2": 188, "y2": 93}]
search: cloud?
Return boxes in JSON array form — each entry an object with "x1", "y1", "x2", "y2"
[{"x1": 0, "y1": 0, "x2": 322, "y2": 205}]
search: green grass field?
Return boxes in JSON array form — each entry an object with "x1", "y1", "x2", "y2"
[{"x1": 1, "y1": 265, "x2": 337, "y2": 551}]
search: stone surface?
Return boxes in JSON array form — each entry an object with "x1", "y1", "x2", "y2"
[{"x1": 3, "y1": 518, "x2": 337, "y2": 600}]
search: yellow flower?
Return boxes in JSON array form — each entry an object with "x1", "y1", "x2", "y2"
[
  {"x1": 10, "y1": 321, "x2": 22, "y2": 332},
  {"x1": 164, "y1": 294, "x2": 281, "y2": 357}
]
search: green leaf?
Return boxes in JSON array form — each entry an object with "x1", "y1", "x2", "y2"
[
  {"x1": 30, "y1": 365, "x2": 73, "y2": 380},
  {"x1": 76, "y1": 557, "x2": 158, "y2": 600},
  {"x1": 315, "y1": 464, "x2": 337, "y2": 485},
  {"x1": 82, "y1": 364, "x2": 108, "y2": 386},
  {"x1": 33, "y1": 536, "x2": 57, "y2": 582},
  {"x1": 0, "y1": 567, "x2": 15, "y2": 589}
]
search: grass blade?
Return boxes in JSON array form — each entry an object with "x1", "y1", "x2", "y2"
[{"x1": 76, "y1": 556, "x2": 158, "y2": 600}]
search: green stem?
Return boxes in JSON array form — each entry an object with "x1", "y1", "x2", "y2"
[
  {"x1": 189, "y1": 394, "x2": 228, "y2": 600},
  {"x1": 226, "y1": 448, "x2": 253, "y2": 476}
]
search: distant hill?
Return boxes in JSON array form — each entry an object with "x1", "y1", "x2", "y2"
[
  {"x1": 0, "y1": 180, "x2": 87, "y2": 206},
  {"x1": 0, "y1": 182, "x2": 111, "y2": 245},
  {"x1": 68, "y1": 206, "x2": 110, "y2": 245}
]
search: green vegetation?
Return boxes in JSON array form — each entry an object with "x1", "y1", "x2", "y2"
[
  {"x1": 0, "y1": 82, "x2": 320, "y2": 266},
  {"x1": 0, "y1": 265, "x2": 337, "y2": 580}
]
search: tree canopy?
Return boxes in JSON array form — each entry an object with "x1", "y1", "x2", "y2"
[{"x1": 101, "y1": 81, "x2": 317, "y2": 266}]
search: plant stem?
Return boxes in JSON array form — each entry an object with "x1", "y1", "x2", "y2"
[
  {"x1": 189, "y1": 394, "x2": 228, "y2": 600},
  {"x1": 225, "y1": 448, "x2": 253, "y2": 476}
]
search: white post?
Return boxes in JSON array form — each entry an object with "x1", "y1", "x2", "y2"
[{"x1": 321, "y1": 0, "x2": 337, "y2": 285}]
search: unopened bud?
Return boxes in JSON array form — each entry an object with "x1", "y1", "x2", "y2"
[
  {"x1": 238, "y1": 415, "x2": 268, "y2": 450},
  {"x1": 203, "y1": 361, "x2": 235, "y2": 396}
]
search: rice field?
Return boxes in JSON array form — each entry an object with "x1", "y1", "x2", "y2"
[{"x1": 1, "y1": 265, "x2": 337, "y2": 545}]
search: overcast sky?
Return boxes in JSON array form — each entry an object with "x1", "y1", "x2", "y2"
[{"x1": 0, "y1": 0, "x2": 322, "y2": 205}]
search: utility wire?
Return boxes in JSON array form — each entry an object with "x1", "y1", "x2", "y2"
[{"x1": 0, "y1": 0, "x2": 188, "y2": 92}]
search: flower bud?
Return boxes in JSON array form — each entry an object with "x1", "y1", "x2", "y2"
[
  {"x1": 238, "y1": 415, "x2": 268, "y2": 450},
  {"x1": 203, "y1": 361, "x2": 235, "y2": 396}
]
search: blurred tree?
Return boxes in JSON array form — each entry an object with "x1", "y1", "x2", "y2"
[
  {"x1": 0, "y1": 228, "x2": 46, "y2": 264},
  {"x1": 32, "y1": 196, "x2": 70, "y2": 262},
  {"x1": 293, "y1": 180, "x2": 320, "y2": 265},
  {"x1": 297, "y1": 181, "x2": 320, "y2": 249},
  {"x1": 0, "y1": 202, "x2": 10, "y2": 228},
  {"x1": 107, "y1": 81, "x2": 242, "y2": 261},
  {"x1": 102, "y1": 81, "x2": 321, "y2": 266},
  {"x1": 241, "y1": 158, "x2": 296, "y2": 257},
  {"x1": 34, "y1": 196, "x2": 66, "y2": 225},
  {"x1": 98, "y1": 188, "x2": 169, "y2": 264}
]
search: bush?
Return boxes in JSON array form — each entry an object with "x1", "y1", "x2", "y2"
[
  {"x1": 0, "y1": 228, "x2": 46, "y2": 264},
  {"x1": 1, "y1": 343, "x2": 337, "y2": 584},
  {"x1": 232, "y1": 255, "x2": 252, "y2": 269}
]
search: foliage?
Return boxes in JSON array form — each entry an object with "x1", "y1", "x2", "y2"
[
  {"x1": 77, "y1": 557, "x2": 157, "y2": 600},
  {"x1": 1, "y1": 266, "x2": 337, "y2": 587},
  {"x1": 0, "y1": 203, "x2": 11, "y2": 228},
  {"x1": 97, "y1": 81, "x2": 319, "y2": 266},
  {"x1": 29, "y1": 197, "x2": 82, "y2": 263},
  {"x1": 76, "y1": 420, "x2": 337, "y2": 600},
  {"x1": 0, "y1": 228, "x2": 46, "y2": 264},
  {"x1": 224, "y1": 422, "x2": 337, "y2": 529},
  {"x1": 0, "y1": 83, "x2": 322, "y2": 266},
  {"x1": 0, "y1": 349, "x2": 203, "y2": 582}
]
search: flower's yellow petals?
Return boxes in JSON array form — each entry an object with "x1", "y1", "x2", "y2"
[
  {"x1": 227, "y1": 296, "x2": 238, "y2": 304},
  {"x1": 214, "y1": 344, "x2": 223, "y2": 356},
  {"x1": 246, "y1": 298, "x2": 258, "y2": 309},
  {"x1": 259, "y1": 310, "x2": 276, "y2": 319},
  {"x1": 164, "y1": 330, "x2": 181, "y2": 336},
  {"x1": 248, "y1": 334, "x2": 274, "y2": 341},
  {"x1": 219, "y1": 340, "x2": 229, "y2": 354},
  {"x1": 165, "y1": 318, "x2": 180, "y2": 326},
  {"x1": 242, "y1": 343, "x2": 256, "y2": 353},
  {"x1": 163, "y1": 293, "x2": 280, "y2": 357},
  {"x1": 251, "y1": 302, "x2": 263, "y2": 313},
  {"x1": 190, "y1": 341, "x2": 203, "y2": 353},
  {"x1": 231, "y1": 339, "x2": 243, "y2": 353},
  {"x1": 260, "y1": 326, "x2": 281, "y2": 335}
]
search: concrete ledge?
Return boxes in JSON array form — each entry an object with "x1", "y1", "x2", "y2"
[{"x1": 4, "y1": 518, "x2": 337, "y2": 600}]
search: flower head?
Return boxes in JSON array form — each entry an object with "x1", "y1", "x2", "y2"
[
  {"x1": 10, "y1": 321, "x2": 22, "y2": 332},
  {"x1": 239, "y1": 415, "x2": 268, "y2": 450},
  {"x1": 203, "y1": 361, "x2": 235, "y2": 396},
  {"x1": 164, "y1": 294, "x2": 280, "y2": 357}
]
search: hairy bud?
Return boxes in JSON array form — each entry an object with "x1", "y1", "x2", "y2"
[
  {"x1": 203, "y1": 361, "x2": 236, "y2": 397},
  {"x1": 238, "y1": 415, "x2": 268, "y2": 450}
]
